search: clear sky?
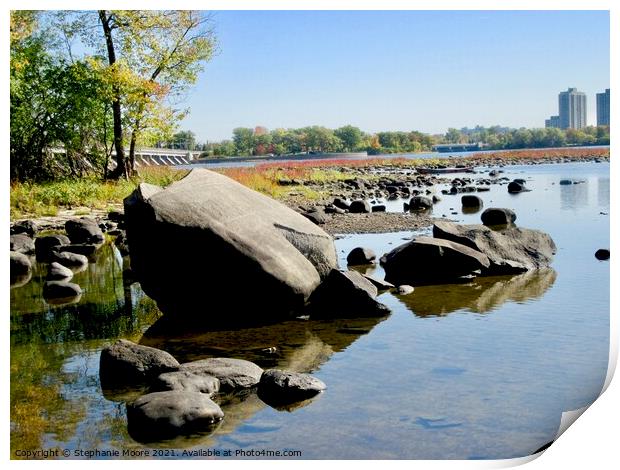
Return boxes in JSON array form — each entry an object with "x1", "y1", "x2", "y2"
[{"x1": 179, "y1": 10, "x2": 610, "y2": 142}]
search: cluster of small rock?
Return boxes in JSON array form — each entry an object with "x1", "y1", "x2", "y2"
[
  {"x1": 10, "y1": 214, "x2": 128, "y2": 303},
  {"x1": 100, "y1": 339, "x2": 326, "y2": 441}
]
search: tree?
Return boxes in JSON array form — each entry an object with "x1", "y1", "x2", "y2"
[
  {"x1": 232, "y1": 128, "x2": 255, "y2": 155},
  {"x1": 61, "y1": 10, "x2": 217, "y2": 178},
  {"x1": 334, "y1": 125, "x2": 362, "y2": 152}
]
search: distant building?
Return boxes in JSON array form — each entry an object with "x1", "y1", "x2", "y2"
[
  {"x1": 545, "y1": 115, "x2": 561, "y2": 128},
  {"x1": 596, "y1": 89, "x2": 610, "y2": 126},
  {"x1": 558, "y1": 88, "x2": 587, "y2": 129}
]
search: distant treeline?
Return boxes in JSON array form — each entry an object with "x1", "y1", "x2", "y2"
[{"x1": 191, "y1": 124, "x2": 610, "y2": 158}]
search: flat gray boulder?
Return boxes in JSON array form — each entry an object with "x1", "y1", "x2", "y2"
[
  {"x1": 307, "y1": 269, "x2": 390, "y2": 318},
  {"x1": 127, "y1": 391, "x2": 223, "y2": 441},
  {"x1": 181, "y1": 357, "x2": 263, "y2": 392},
  {"x1": 382, "y1": 236, "x2": 490, "y2": 285},
  {"x1": 50, "y1": 251, "x2": 88, "y2": 269},
  {"x1": 152, "y1": 370, "x2": 220, "y2": 396},
  {"x1": 99, "y1": 339, "x2": 180, "y2": 388},
  {"x1": 124, "y1": 169, "x2": 337, "y2": 317},
  {"x1": 433, "y1": 221, "x2": 556, "y2": 275},
  {"x1": 258, "y1": 369, "x2": 326, "y2": 405}
]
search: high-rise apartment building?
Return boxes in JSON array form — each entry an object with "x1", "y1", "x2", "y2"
[
  {"x1": 596, "y1": 89, "x2": 610, "y2": 126},
  {"x1": 558, "y1": 88, "x2": 587, "y2": 129}
]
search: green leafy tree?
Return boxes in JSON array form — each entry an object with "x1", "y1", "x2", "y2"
[{"x1": 334, "y1": 125, "x2": 362, "y2": 152}]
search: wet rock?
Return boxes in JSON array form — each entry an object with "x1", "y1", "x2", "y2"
[
  {"x1": 65, "y1": 217, "x2": 105, "y2": 244},
  {"x1": 11, "y1": 219, "x2": 39, "y2": 237},
  {"x1": 433, "y1": 221, "x2": 556, "y2": 275},
  {"x1": 43, "y1": 280, "x2": 82, "y2": 300},
  {"x1": 303, "y1": 209, "x2": 328, "y2": 225},
  {"x1": 124, "y1": 169, "x2": 337, "y2": 317},
  {"x1": 397, "y1": 285, "x2": 414, "y2": 295},
  {"x1": 333, "y1": 198, "x2": 350, "y2": 210},
  {"x1": 508, "y1": 180, "x2": 528, "y2": 193},
  {"x1": 307, "y1": 269, "x2": 390, "y2": 318},
  {"x1": 35, "y1": 235, "x2": 71, "y2": 262},
  {"x1": 10, "y1": 251, "x2": 32, "y2": 277},
  {"x1": 361, "y1": 274, "x2": 395, "y2": 291},
  {"x1": 258, "y1": 369, "x2": 326, "y2": 406},
  {"x1": 349, "y1": 200, "x2": 371, "y2": 213},
  {"x1": 10, "y1": 234, "x2": 35, "y2": 254},
  {"x1": 152, "y1": 370, "x2": 220, "y2": 396},
  {"x1": 461, "y1": 195, "x2": 483, "y2": 208},
  {"x1": 481, "y1": 208, "x2": 517, "y2": 226},
  {"x1": 58, "y1": 244, "x2": 99, "y2": 257},
  {"x1": 50, "y1": 251, "x2": 89, "y2": 269},
  {"x1": 47, "y1": 262, "x2": 74, "y2": 281},
  {"x1": 371, "y1": 204, "x2": 386, "y2": 212},
  {"x1": 595, "y1": 249, "x2": 610, "y2": 260},
  {"x1": 100, "y1": 339, "x2": 180, "y2": 387},
  {"x1": 182, "y1": 357, "x2": 263, "y2": 392},
  {"x1": 346, "y1": 247, "x2": 376, "y2": 266},
  {"x1": 127, "y1": 391, "x2": 223, "y2": 441},
  {"x1": 382, "y1": 236, "x2": 490, "y2": 285},
  {"x1": 409, "y1": 196, "x2": 433, "y2": 211}
]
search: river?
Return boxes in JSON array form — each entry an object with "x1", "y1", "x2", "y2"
[{"x1": 10, "y1": 161, "x2": 610, "y2": 459}]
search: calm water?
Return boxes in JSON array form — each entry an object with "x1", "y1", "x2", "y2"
[{"x1": 10, "y1": 162, "x2": 610, "y2": 459}]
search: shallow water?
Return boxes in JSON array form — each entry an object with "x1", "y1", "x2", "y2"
[{"x1": 10, "y1": 162, "x2": 609, "y2": 459}]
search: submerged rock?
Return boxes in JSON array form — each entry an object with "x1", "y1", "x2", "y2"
[
  {"x1": 382, "y1": 236, "x2": 490, "y2": 285},
  {"x1": 124, "y1": 169, "x2": 337, "y2": 318},
  {"x1": 258, "y1": 369, "x2": 326, "y2": 406},
  {"x1": 346, "y1": 247, "x2": 376, "y2": 266},
  {"x1": 433, "y1": 221, "x2": 556, "y2": 275},
  {"x1": 127, "y1": 391, "x2": 223, "y2": 441},
  {"x1": 99, "y1": 339, "x2": 180, "y2": 388},
  {"x1": 307, "y1": 269, "x2": 390, "y2": 318},
  {"x1": 181, "y1": 357, "x2": 263, "y2": 392}
]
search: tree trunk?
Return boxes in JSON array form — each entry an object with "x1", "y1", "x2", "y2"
[{"x1": 99, "y1": 10, "x2": 127, "y2": 179}]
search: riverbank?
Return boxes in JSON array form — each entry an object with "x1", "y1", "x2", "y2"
[{"x1": 10, "y1": 147, "x2": 609, "y2": 234}]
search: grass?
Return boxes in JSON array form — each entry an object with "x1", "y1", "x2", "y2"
[{"x1": 10, "y1": 147, "x2": 609, "y2": 220}]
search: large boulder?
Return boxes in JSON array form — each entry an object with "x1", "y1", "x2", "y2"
[
  {"x1": 47, "y1": 262, "x2": 74, "y2": 281},
  {"x1": 124, "y1": 169, "x2": 338, "y2": 317},
  {"x1": 181, "y1": 357, "x2": 263, "y2": 392},
  {"x1": 381, "y1": 236, "x2": 490, "y2": 285},
  {"x1": 349, "y1": 200, "x2": 371, "y2": 213},
  {"x1": 306, "y1": 269, "x2": 390, "y2": 318},
  {"x1": 10, "y1": 234, "x2": 35, "y2": 254},
  {"x1": 408, "y1": 196, "x2": 433, "y2": 211},
  {"x1": 99, "y1": 339, "x2": 180, "y2": 388},
  {"x1": 433, "y1": 221, "x2": 556, "y2": 275},
  {"x1": 127, "y1": 391, "x2": 224, "y2": 441},
  {"x1": 50, "y1": 251, "x2": 89, "y2": 270},
  {"x1": 65, "y1": 218, "x2": 105, "y2": 244}
]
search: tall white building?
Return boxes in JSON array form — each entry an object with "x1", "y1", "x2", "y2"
[{"x1": 558, "y1": 88, "x2": 587, "y2": 129}]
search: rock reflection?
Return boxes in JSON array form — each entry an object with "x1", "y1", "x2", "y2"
[
  {"x1": 396, "y1": 268, "x2": 557, "y2": 317},
  {"x1": 133, "y1": 314, "x2": 388, "y2": 448}
]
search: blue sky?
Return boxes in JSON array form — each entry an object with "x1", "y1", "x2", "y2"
[{"x1": 179, "y1": 10, "x2": 610, "y2": 142}]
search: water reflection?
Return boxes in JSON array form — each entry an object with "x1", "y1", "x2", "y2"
[
  {"x1": 559, "y1": 181, "x2": 588, "y2": 211},
  {"x1": 597, "y1": 177, "x2": 610, "y2": 208},
  {"x1": 395, "y1": 268, "x2": 557, "y2": 317}
]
